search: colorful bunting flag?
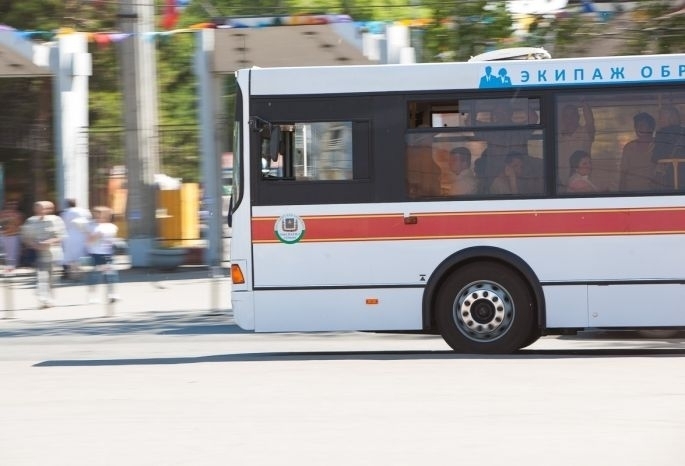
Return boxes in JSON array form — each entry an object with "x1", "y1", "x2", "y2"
[{"x1": 161, "y1": 0, "x2": 180, "y2": 30}]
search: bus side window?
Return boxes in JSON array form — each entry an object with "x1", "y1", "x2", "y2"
[
  {"x1": 406, "y1": 133, "x2": 441, "y2": 198},
  {"x1": 470, "y1": 133, "x2": 545, "y2": 196}
]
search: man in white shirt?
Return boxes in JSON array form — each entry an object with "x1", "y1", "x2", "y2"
[
  {"x1": 446, "y1": 147, "x2": 477, "y2": 196},
  {"x1": 21, "y1": 201, "x2": 66, "y2": 308}
]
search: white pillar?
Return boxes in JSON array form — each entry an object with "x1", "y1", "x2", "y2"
[
  {"x1": 386, "y1": 25, "x2": 410, "y2": 64},
  {"x1": 51, "y1": 33, "x2": 91, "y2": 209}
]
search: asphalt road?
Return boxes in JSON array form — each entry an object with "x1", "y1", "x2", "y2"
[
  {"x1": 1, "y1": 266, "x2": 684, "y2": 465},
  {"x1": 1, "y1": 307, "x2": 684, "y2": 466}
]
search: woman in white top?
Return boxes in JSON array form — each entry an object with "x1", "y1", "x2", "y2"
[
  {"x1": 567, "y1": 150, "x2": 599, "y2": 193},
  {"x1": 87, "y1": 206, "x2": 119, "y2": 303}
]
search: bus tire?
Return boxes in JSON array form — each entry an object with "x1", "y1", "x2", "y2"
[{"x1": 435, "y1": 261, "x2": 536, "y2": 354}]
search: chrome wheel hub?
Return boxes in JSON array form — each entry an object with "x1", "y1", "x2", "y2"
[{"x1": 453, "y1": 280, "x2": 514, "y2": 342}]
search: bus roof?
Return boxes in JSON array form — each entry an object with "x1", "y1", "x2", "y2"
[{"x1": 239, "y1": 53, "x2": 685, "y2": 96}]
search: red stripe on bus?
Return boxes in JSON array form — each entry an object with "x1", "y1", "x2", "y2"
[{"x1": 252, "y1": 208, "x2": 685, "y2": 242}]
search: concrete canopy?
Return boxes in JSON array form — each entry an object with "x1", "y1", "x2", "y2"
[
  {"x1": 0, "y1": 31, "x2": 51, "y2": 77},
  {"x1": 212, "y1": 24, "x2": 374, "y2": 73}
]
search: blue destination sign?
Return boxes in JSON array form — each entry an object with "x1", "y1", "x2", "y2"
[{"x1": 477, "y1": 60, "x2": 685, "y2": 88}]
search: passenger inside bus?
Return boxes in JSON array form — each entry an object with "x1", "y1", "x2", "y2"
[
  {"x1": 490, "y1": 152, "x2": 525, "y2": 195},
  {"x1": 619, "y1": 112, "x2": 657, "y2": 192},
  {"x1": 444, "y1": 147, "x2": 477, "y2": 196},
  {"x1": 557, "y1": 100, "x2": 595, "y2": 190},
  {"x1": 473, "y1": 150, "x2": 489, "y2": 194},
  {"x1": 652, "y1": 105, "x2": 685, "y2": 189},
  {"x1": 474, "y1": 103, "x2": 529, "y2": 166},
  {"x1": 473, "y1": 101, "x2": 536, "y2": 192},
  {"x1": 567, "y1": 150, "x2": 599, "y2": 193}
]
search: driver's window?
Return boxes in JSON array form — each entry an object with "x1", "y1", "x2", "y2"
[
  {"x1": 294, "y1": 122, "x2": 353, "y2": 181},
  {"x1": 262, "y1": 121, "x2": 354, "y2": 181}
]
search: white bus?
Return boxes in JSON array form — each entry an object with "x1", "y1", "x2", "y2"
[{"x1": 228, "y1": 53, "x2": 685, "y2": 353}]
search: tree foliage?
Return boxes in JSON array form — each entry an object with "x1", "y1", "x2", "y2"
[
  {"x1": 420, "y1": 1, "x2": 512, "y2": 62},
  {"x1": 623, "y1": 2, "x2": 685, "y2": 55}
]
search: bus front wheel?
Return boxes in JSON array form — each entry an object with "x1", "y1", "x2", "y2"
[{"x1": 435, "y1": 262, "x2": 536, "y2": 354}]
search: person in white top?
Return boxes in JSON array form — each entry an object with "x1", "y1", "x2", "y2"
[
  {"x1": 445, "y1": 147, "x2": 477, "y2": 196},
  {"x1": 20, "y1": 201, "x2": 66, "y2": 308},
  {"x1": 60, "y1": 198, "x2": 92, "y2": 280},
  {"x1": 87, "y1": 206, "x2": 119, "y2": 303},
  {"x1": 567, "y1": 150, "x2": 599, "y2": 193}
]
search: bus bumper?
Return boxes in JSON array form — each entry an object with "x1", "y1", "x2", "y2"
[{"x1": 232, "y1": 291, "x2": 255, "y2": 330}]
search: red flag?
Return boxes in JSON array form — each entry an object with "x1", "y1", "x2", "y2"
[{"x1": 161, "y1": 0, "x2": 179, "y2": 30}]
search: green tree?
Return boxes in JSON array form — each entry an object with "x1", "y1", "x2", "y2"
[
  {"x1": 421, "y1": 1, "x2": 513, "y2": 62},
  {"x1": 288, "y1": 0, "x2": 429, "y2": 21},
  {"x1": 623, "y1": 2, "x2": 685, "y2": 55},
  {"x1": 537, "y1": 12, "x2": 587, "y2": 58}
]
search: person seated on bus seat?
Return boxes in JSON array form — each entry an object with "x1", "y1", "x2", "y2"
[
  {"x1": 619, "y1": 112, "x2": 657, "y2": 192},
  {"x1": 443, "y1": 147, "x2": 477, "y2": 196},
  {"x1": 567, "y1": 150, "x2": 598, "y2": 193},
  {"x1": 490, "y1": 152, "x2": 525, "y2": 195}
]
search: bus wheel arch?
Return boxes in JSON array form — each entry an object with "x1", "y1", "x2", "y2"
[{"x1": 423, "y1": 247, "x2": 545, "y2": 353}]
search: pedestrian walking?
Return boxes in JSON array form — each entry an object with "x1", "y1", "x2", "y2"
[
  {"x1": 60, "y1": 198, "x2": 92, "y2": 281},
  {"x1": 87, "y1": 206, "x2": 119, "y2": 304},
  {"x1": 0, "y1": 198, "x2": 24, "y2": 272},
  {"x1": 20, "y1": 201, "x2": 66, "y2": 308}
]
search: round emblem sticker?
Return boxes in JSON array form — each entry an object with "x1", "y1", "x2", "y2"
[{"x1": 275, "y1": 213, "x2": 306, "y2": 244}]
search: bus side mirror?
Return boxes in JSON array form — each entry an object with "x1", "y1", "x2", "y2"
[{"x1": 269, "y1": 126, "x2": 280, "y2": 162}]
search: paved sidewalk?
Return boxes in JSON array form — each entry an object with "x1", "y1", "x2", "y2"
[{"x1": 1, "y1": 262, "x2": 233, "y2": 324}]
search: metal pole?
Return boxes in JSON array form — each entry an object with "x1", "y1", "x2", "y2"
[
  {"x1": 209, "y1": 265, "x2": 221, "y2": 315},
  {"x1": 196, "y1": 29, "x2": 227, "y2": 267},
  {"x1": 105, "y1": 268, "x2": 115, "y2": 317},
  {"x1": 105, "y1": 294, "x2": 114, "y2": 317},
  {"x1": 119, "y1": 0, "x2": 160, "y2": 267},
  {"x1": 3, "y1": 270, "x2": 13, "y2": 319}
]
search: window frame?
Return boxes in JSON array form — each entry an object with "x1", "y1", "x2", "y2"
[{"x1": 250, "y1": 96, "x2": 373, "y2": 206}]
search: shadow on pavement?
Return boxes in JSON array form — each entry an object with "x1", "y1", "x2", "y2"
[{"x1": 34, "y1": 345, "x2": 685, "y2": 367}]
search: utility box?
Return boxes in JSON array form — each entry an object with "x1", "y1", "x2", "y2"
[{"x1": 156, "y1": 183, "x2": 200, "y2": 247}]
